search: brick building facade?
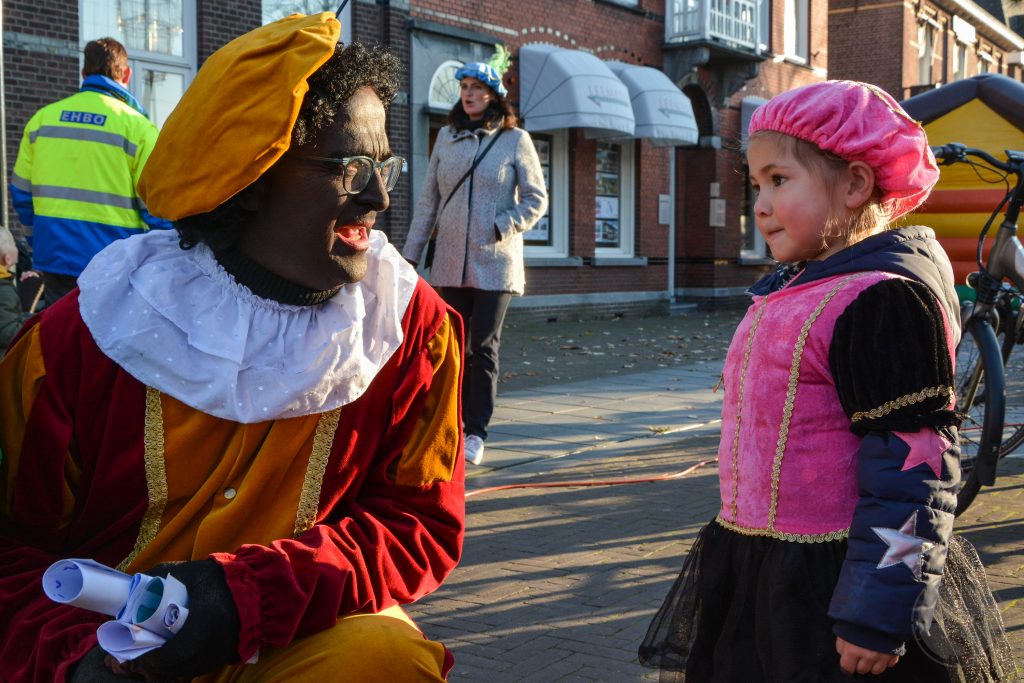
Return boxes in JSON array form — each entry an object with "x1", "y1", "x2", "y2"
[
  {"x1": 3, "y1": 0, "x2": 1020, "y2": 318},
  {"x1": 828, "y1": 0, "x2": 1023, "y2": 100}
]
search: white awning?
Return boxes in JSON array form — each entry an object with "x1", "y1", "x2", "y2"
[
  {"x1": 519, "y1": 44, "x2": 635, "y2": 137},
  {"x1": 603, "y1": 62, "x2": 698, "y2": 147}
]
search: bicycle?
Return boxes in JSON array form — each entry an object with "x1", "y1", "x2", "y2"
[{"x1": 930, "y1": 142, "x2": 1024, "y2": 515}]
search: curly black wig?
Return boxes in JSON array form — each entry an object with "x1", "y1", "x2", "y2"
[{"x1": 176, "y1": 42, "x2": 401, "y2": 252}]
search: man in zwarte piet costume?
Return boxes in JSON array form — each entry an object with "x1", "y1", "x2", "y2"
[{"x1": 0, "y1": 12, "x2": 465, "y2": 683}]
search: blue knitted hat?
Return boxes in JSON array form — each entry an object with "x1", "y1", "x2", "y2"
[{"x1": 454, "y1": 62, "x2": 507, "y2": 97}]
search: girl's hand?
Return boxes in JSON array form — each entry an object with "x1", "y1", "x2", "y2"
[{"x1": 836, "y1": 637, "x2": 899, "y2": 676}]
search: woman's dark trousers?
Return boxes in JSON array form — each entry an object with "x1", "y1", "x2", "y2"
[{"x1": 440, "y1": 287, "x2": 512, "y2": 440}]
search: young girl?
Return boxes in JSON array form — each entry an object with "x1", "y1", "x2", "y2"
[{"x1": 639, "y1": 80, "x2": 1014, "y2": 681}]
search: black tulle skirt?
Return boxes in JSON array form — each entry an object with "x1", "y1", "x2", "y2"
[{"x1": 639, "y1": 519, "x2": 1017, "y2": 682}]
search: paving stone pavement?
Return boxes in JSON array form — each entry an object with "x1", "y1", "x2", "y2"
[{"x1": 407, "y1": 356, "x2": 1024, "y2": 681}]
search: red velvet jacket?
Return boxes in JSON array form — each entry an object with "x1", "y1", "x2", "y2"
[{"x1": 0, "y1": 279, "x2": 465, "y2": 683}]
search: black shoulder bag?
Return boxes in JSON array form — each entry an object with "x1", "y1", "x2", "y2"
[{"x1": 424, "y1": 127, "x2": 507, "y2": 268}]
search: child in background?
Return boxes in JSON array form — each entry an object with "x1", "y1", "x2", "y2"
[
  {"x1": 639, "y1": 81, "x2": 1014, "y2": 681},
  {"x1": 0, "y1": 227, "x2": 22, "y2": 354}
]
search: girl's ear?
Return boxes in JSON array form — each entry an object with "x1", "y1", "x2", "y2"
[{"x1": 844, "y1": 161, "x2": 876, "y2": 209}]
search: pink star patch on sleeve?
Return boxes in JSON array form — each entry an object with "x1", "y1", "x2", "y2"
[{"x1": 894, "y1": 429, "x2": 949, "y2": 479}]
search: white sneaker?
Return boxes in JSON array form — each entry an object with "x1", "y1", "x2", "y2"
[{"x1": 464, "y1": 434, "x2": 485, "y2": 465}]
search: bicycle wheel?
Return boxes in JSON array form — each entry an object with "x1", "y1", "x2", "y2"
[
  {"x1": 995, "y1": 304, "x2": 1024, "y2": 455},
  {"x1": 954, "y1": 315, "x2": 1005, "y2": 516}
]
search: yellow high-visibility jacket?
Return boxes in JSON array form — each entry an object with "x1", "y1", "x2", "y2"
[{"x1": 10, "y1": 77, "x2": 172, "y2": 277}]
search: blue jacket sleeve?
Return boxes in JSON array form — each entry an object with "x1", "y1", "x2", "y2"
[
  {"x1": 826, "y1": 278, "x2": 960, "y2": 654},
  {"x1": 9, "y1": 182, "x2": 34, "y2": 228},
  {"x1": 140, "y1": 208, "x2": 174, "y2": 231},
  {"x1": 828, "y1": 430, "x2": 958, "y2": 653}
]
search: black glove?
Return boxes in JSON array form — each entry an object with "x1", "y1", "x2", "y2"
[
  {"x1": 130, "y1": 560, "x2": 242, "y2": 680},
  {"x1": 68, "y1": 646, "x2": 142, "y2": 682}
]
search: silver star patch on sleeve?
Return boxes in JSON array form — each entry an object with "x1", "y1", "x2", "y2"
[{"x1": 870, "y1": 510, "x2": 934, "y2": 581}]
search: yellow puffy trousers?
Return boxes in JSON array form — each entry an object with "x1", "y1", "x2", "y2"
[{"x1": 204, "y1": 606, "x2": 450, "y2": 682}]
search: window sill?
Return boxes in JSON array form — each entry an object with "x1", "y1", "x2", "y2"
[
  {"x1": 593, "y1": 0, "x2": 647, "y2": 16},
  {"x1": 778, "y1": 55, "x2": 813, "y2": 70},
  {"x1": 592, "y1": 256, "x2": 648, "y2": 267},
  {"x1": 525, "y1": 256, "x2": 584, "y2": 267},
  {"x1": 739, "y1": 255, "x2": 774, "y2": 266}
]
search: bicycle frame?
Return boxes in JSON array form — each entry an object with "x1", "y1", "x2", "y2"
[{"x1": 939, "y1": 145, "x2": 1024, "y2": 485}]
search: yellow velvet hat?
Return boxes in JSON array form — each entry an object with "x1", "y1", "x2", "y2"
[{"x1": 137, "y1": 13, "x2": 341, "y2": 221}]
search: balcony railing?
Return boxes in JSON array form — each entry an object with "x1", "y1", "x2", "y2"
[{"x1": 666, "y1": 0, "x2": 759, "y2": 51}]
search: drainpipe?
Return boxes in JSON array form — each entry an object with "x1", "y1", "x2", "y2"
[
  {"x1": 0, "y1": 0, "x2": 8, "y2": 225},
  {"x1": 667, "y1": 146, "x2": 676, "y2": 305}
]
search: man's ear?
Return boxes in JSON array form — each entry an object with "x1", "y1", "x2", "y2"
[{"x1": 844, "y1": 161, "x2": 876, "y2": 209}]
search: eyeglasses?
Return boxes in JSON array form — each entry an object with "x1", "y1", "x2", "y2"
[{"x1": 288, "y1": 154, "x2": 405, "y2": 195}]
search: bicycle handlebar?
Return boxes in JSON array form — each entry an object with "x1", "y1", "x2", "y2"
[
  {"x1": 930, "y1": 143, "x2": 1024, "y2": 286},
  {"x1": 930, "y1": 143, "x2": 1023, "y2": 175}
]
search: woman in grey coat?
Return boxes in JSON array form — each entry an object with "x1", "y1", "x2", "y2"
[{"x1": 402, "y1": 61, "x2": 547, "y2": 466}]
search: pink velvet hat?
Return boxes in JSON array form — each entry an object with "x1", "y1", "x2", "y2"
[{"x1": 748, "y1": 80, "x2": 939, "y2": 220}]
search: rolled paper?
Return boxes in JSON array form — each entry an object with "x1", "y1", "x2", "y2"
[
  {"x1": 42, "y1": 559, "x2": 133, "y2": 617},
  {"x1": 132, "y1": 575, "x2": 190, "y2": 639},
  {"x1": 43, "y1": 559, "x2": 193, "y2": 663},
  {"x1": 96, "y1": 621, "x2": 167, "y2": 663}
]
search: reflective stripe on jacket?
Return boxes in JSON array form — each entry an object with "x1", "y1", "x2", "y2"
[{"x1": 10, "y1": 88, "x2": 171, "y2": 277}]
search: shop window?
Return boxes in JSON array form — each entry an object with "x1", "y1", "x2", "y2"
[
  {"x1": 784, "y1": 0, "x2": 808, "y2": 63},
  {"x1": 524, "y1": 131, "x2": 569, "y2": 258},
  {"x1": 80, "y1": 0, "x2": 196, "y2": 129},
  {"x1": 594, "y1": 141, "x2": 635, "y2": 257}
]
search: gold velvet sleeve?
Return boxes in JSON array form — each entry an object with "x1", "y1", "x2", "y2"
[{"x1": 391, "y1": 312, "x2": 462, "y2": 486}]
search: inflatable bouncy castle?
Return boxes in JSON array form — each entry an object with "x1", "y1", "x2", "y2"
[{"x1": 902, "y1": 74, "x2": 1024, "y2": 285}]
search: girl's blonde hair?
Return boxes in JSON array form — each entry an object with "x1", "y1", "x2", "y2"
[{"x1": 751, "y1": 130, "x2": 890, "y2": 250}]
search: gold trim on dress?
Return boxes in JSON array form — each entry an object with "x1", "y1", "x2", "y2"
[
  {"x1": 727, "y1": 296, "x2": 770, "y2": 520},
  {"x1": 715, "y1": 515, "x2": 849, "y2": 543},
  {"x1": 118, "y1": 387, "x2": 170, "y2": 572},
  {"x1": 850, "y1": 385, "x2": 954, "y2": 423},
  {"x1": 766, "y1": 274, "x2": 862, "y2": 531},
  {"x1": 293, "y1": 408, "x2": 342, "y2": 537}
]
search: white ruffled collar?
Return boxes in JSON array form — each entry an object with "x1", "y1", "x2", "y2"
[{"x1": 78, "y1": 230, "x2": 418, "y2": 423}]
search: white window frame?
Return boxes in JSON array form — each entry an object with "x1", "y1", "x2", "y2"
[
  {"x1": 132, "y1": 63, "x2": 191, "y2": 129},
  {"x1": 427, "y1": 60, "x2": 464, "y2": 111},
  {"x1": 263, "y1": 1, "x2": 351, "y2": 44},
  {"x1": 954, "y1": 42, "x2": 968, "y2": 81},
  {"x1": 917, "y1": 20, "x2": 938, "y2": 85},
  {"x1": 594, "y1": 141, "x2": 635, "y2": 259},
  {"x1": 80, "y1": 0, "x2": 197, "y2": 65},
  {"x1": 524, "y1": 130, "x2": 569, "y2": 258},
  {"x1": 757, "y1": 0, "x2": 771, "y2": 53},
  {"x1": 740, "y1": 181, "x2": 767, "y2": 261},
  {"x1": 978, "y1": 50, "x2": 995, "y2": 74},
  {"x1": 783, "y1": 0, "x2": 809, "y2": 63},
  {"x1": 79, "y1": 0, "x2": 197, "y2": 128}
]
